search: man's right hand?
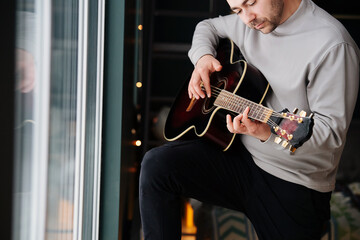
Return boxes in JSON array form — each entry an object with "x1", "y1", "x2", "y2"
[{"x1": 188, "y1": 54, "x2": 222, "y2": 99}]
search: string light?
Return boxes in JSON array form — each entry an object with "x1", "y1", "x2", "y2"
[
  {"x1": 136, "y1": 82, "x2": 142, "y2": 88},
  {"x1": 138, "y1": 24, "x2": 143, "y2": 30}
]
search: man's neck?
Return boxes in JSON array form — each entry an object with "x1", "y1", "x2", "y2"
[{"x1": 280, "y1": 0, "x2": 302, "y2": 24}]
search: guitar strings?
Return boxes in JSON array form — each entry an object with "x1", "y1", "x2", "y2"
[
  {"x1": 200, "y1": 85, "x2": 282, "y2": 129},
  {"x1": 199, "y1": 84, "x2": 308, "y2": 140},
  {"x1": 213, "y1": 86, "x2": 281, "y2": 129},
  {"x1": 203, "y1": 85, "x2": 267, "y2": 118}
]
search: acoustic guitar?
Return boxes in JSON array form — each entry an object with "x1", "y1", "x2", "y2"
[{"x1": 164, "y1": 38, "x2": 313, "y2": 152}]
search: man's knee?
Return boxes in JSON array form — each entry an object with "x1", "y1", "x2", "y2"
[{"x1": 139, "y1": 146, "x2": 173, "y2": 192}]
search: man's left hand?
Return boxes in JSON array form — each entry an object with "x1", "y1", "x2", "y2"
[{"x1": 226, "y1": 106, "x2": 271, "y2": 141}]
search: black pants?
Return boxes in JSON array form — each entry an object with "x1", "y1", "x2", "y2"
[{"x1": 139, "y1": 138, "x2": 331, "y2": 240}]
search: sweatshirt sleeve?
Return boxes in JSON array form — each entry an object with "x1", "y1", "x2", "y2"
[
  {"x1": 304, "y1": 43, "x2": 359, "y2": 153},
  {"x1": 188, "y1": 14, "x2": 241, "y2": 65}
]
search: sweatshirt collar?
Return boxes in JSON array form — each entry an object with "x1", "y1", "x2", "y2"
[{"x1": 272, "y1": 0, "x2": 307, "y2": 36}]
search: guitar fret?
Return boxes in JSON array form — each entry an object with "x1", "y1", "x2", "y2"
[
  {"x1": 253, "y1": 105, "x2": 260, "y2": 119},
  {"x1": 214, "y1": 89, "x2": 273, "y2": 123}
]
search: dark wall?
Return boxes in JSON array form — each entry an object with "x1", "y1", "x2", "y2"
[{"x1": 0, "y1": 1, "x2": 15, "y2": 239}]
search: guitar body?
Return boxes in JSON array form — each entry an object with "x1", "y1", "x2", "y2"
[{"x1": 164, "y1": 39, "x2": 269, "y2": 150}]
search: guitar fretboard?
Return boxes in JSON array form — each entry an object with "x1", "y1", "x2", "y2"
[{"x1": 214, "y1": 89, "x2": 273, "y2": 123}]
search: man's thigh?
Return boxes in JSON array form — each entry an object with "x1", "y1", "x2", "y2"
[
  {"x1": 245, "y1": 166, "x2": 331, "y2": 240},
  {"x1": 140, "y1": 138, "x2": 255, "y2": 211}
]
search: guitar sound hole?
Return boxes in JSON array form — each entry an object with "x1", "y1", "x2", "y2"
[{"x1": 202, "y1": 79, "x2": 226, "y2": 114}]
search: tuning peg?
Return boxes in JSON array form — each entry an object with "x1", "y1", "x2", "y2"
[
  {"x1": 274, "y1": 136, "x2": 282, "y2": 144},
  {"x1": 289, "y1": 146, "x2": 297, "y2": 153},
  {"x1": 281, "y1": 140, "x2": 289, "y2": 148},
  {"x1": 299, "y1": 110, "x2": 307, "y2": 117},
  {"x1": 287, "y1": 134, "x2": 293, "y2": 140},
  {"x1": 292, "y1": 108, "x2": 298, "y2": 114},
  {"x1": 280, "y1": 129, "x2": 286, "y2": 135}
]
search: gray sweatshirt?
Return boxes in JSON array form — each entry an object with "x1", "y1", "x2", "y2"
[{"x1": 188, "y1": 0, "x2": 360, "y2": 192}]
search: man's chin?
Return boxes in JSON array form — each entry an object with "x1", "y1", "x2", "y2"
[
  {"x1": 259, "y1": 28, "x2": 272, "y2": 34},
  {"x1": 259, "y1": 25, "x2": 278, "y2": 34}
]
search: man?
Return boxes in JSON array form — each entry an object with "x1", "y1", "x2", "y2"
[{"x1": 139, "y1": 0, "x2": 360, "y2": 239}]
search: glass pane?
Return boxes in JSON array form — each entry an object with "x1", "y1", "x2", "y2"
[
  {"x1": 13, "y1": 0, "x2": 104, "y2": 239},
  {"x1": 82, "y1": 0, "x2": 103, "y2": 238},
  {"x1": 45, "y1": 0, "x2": 79, "y2": 238},
  {"x1": 13, "y1": 0, "x2": 37, "y2": 239}
]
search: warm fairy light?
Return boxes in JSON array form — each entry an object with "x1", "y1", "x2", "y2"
[
  {"x1": 136, "y1": 82, "x2": 142, "y2": 88},
  {"x1": 138, "y1": 24, "x2": 143, "y2": 30},
  {"x1": 135, "y1": 140, "x2": 142, "y2": 146}
]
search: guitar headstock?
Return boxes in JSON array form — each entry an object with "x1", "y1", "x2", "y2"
[{"x1": 270, "y1": 108, "x2": 314, "y2": 152}]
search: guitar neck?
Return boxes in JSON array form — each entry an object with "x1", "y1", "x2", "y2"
[{"x1": 214, "y1": 89, "x2": 273, "y2": 123}]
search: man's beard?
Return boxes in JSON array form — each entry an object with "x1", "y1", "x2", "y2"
[
  {"x1": 249, "y1": 0, "x2": 284, "y2": 33},
  {"x1": 248, "y1": 17, "x2": 279, "y2": 33}
]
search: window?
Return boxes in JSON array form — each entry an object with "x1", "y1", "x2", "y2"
[{"x1": 13, "y1": 0, "x2": 105, "y2": 239}]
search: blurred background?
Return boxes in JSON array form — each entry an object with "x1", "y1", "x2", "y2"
[{"x1": 1, "y1": 0, "x2": 359, "y2": 240}]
